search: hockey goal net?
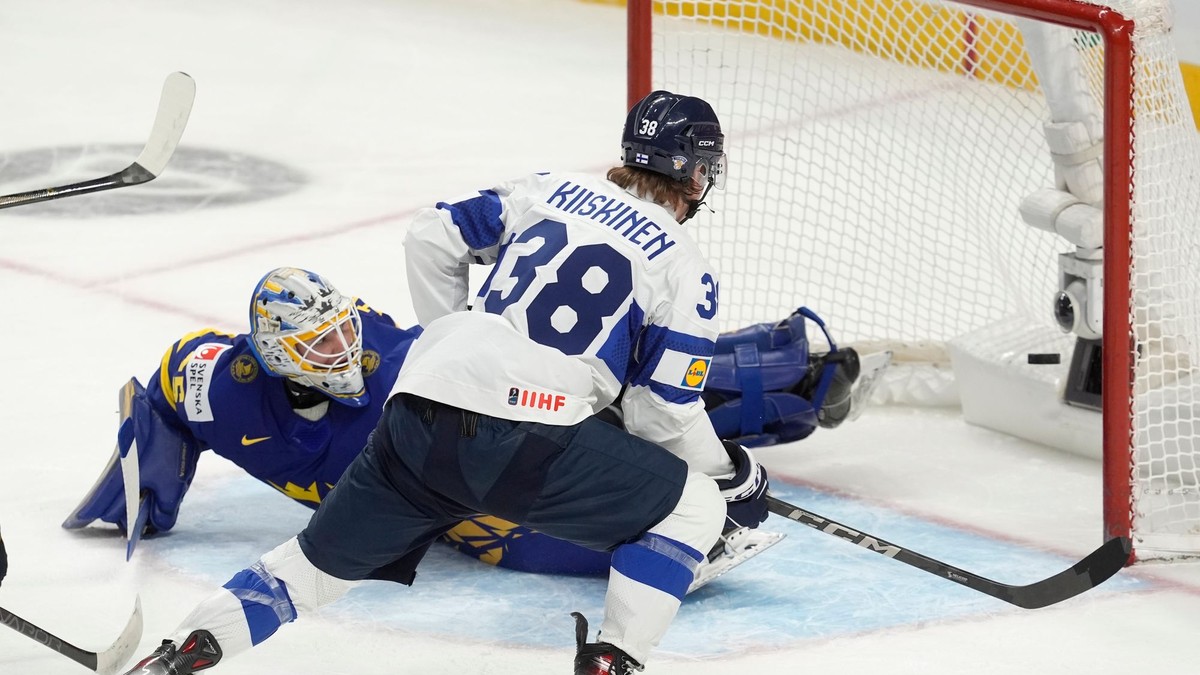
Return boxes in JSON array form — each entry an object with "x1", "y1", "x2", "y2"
[{"x1": 628, "y1": 0, "x2": 1200, "y2": 561}]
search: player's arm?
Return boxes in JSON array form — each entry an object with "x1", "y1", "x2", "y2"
[
  {"x1": 620, "y1": 262, "x2": 730, "y2": 476},
  {"x1": 403, "y1": 183, "x2": 515, "y2": 326},
  {"x1": 621, "y1": 263, "x2": 772, "y2": 529},
  {"x1": 62, "y1": 333, "x2": 221, "y2": 536}
]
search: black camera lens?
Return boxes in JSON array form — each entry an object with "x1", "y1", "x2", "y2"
[{"x1": 1053, "y1": 290, "x2": 1076, "y2": 333}]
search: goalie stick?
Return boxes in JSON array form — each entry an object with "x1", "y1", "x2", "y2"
[
  {"x1": 0, "y1": 596, "x2": 142, "y2": 675},
  {"x1": 766, "y1": 495, "x2": 1131, "y2": 609},
  {"x1": 0, "y1": 71, "x2": 195, "y2": 210}
]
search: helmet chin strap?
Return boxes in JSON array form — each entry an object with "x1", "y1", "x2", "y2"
[
  {"x1": 284, "y1": 378, "x2": 329, "y2": 411},
  {"x1": 680, "y1": 180, "x2": 715, "y2": 224}
]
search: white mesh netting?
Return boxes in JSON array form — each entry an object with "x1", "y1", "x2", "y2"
[{"x1": 644, "y1": 0, "x2": 1200, "y2": 559}]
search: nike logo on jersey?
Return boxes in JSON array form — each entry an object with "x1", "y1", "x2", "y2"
[{"x1": 241, "y1": 435, "x2": 271, "y2": 446}]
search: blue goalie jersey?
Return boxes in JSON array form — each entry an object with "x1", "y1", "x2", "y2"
[
  {"x1": 150, "y1": 300, "x2": 417, "y2": 509},
  {"x1": 148, "y1": 301, "x2": 418, "y2": 509}
]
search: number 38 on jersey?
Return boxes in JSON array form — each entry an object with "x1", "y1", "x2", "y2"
[{"x1": 483, "y1": 218, "x2": 635, "y2": 356}]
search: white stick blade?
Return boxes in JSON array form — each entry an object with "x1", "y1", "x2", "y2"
[
  {"x1": 133, "y1": 71, "x2": 196, "y2": 176},
  {"x1": 94, "y1": 595, "x2": 144, "y2": 675},
  {"x1": 120, "y1": 437, "x2": 141, "y2": 551}
]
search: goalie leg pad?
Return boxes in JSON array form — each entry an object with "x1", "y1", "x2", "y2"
[
  {"x1": 63, "y1": 377, "x2": 199, "y2": 534},
  {"x1": 705, "y1": 307, "x2": 881, "y2": 443},
  {"x1": 704, "y1": 316, "x2": 820, "y2": 446},
  {"x1": 714, "y1": 306, "x2": 808, "y2": 354},
  {"x1": 706, "y1": 392, "x2": 818, "y2": 447},
  {"x1": 705, "y1": 308, "x2": 820, "y2": 445}
]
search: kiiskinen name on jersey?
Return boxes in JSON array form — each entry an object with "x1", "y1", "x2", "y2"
[{"x1": 546, "y1": 181, "x2": 676, "y2": 261}]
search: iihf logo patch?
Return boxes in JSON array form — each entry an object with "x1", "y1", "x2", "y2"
[
  {"x1": 507, "y1": 386, "x2": 567, "y2": 411},
  {"x1": 635, "y1": 152, "x2": 649, "y2": 165}
]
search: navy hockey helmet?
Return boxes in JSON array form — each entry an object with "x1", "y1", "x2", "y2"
[{"x1": 621, "y1": 90, "x2": 726, "y2": 192}]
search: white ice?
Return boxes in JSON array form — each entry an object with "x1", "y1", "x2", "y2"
[{"x1": 1, "y1": 1, "x2": 1198, "y2": 673}]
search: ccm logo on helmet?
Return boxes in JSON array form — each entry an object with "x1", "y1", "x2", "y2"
[
  {"x1": 508, "y1": 387, "x2": 567, "y2": 412},
  {"x1": 697, "y1": 140, "x2": 717, "y2": 147}
]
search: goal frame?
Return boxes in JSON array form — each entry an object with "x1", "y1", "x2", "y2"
[{"x1": 626, "y1": 0, "x2": 1138, "y2": 556}]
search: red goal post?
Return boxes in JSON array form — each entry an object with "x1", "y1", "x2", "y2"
[{"x1": 628, "y1": 0, "x2": 1200, "y2": 562}]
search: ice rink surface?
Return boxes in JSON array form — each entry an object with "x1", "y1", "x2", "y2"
[{"x1": 1, "y1": 1, "x2": 1199, "y2": 673}]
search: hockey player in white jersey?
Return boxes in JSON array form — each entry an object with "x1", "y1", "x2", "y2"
[{"x1": 120, "y1": 91, "x2": 767, "y2": 675}]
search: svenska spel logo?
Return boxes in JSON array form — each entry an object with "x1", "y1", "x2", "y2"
[
  {"x1": 195, "y1": 345, "x2": 225, "y2": 361},
  {"x1": 682, "y1": 357, "x2": 710, "y2": 388}
]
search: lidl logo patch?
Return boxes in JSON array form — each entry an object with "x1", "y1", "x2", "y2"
[
  {"x1": 682, "y1": 358, "x2": 710, "y2": 388},
  {"x1": 650, "y1": 349, "x2": 715, "y2": 392}
]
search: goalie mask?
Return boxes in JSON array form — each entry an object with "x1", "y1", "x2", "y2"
[
  {"x1": 621, "y1": 89, "x2": 726, "y2": 220},
  {"x1": 249, "y1": 267, "x2": 368, "y2": 407}
]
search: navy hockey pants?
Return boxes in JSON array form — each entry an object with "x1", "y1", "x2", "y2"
[{"x1": 298, "y1": 393, "x2": 689, "y2": 583}]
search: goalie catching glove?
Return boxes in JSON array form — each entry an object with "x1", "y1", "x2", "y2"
[{"x1": 714, "y1": 440, "x2": 769, "y2": 529}]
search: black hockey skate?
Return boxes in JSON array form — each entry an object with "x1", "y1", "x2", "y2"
[
  {"x1": 122, "y1": 630, "x2": 221, "y2": 675},
  {"x1": 571, "y1": 612, "x2": 642, "y2": 675},
  {"x1": 796, "y1": 347, "x2": 861, "y2": 429}
]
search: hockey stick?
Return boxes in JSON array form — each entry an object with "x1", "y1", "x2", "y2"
[
  {"x1": 0, "y1": 595, "x2": 142, "y2": 674},
  {"x1": 766, "y1": 495, "x2": 1131, "y2": 609},
  {"x1": 0, "y1": 72, "x2": 195, "y2": 210}
]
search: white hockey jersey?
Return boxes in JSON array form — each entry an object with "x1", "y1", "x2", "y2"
[{"x1": 394, "y1": 171, "x2": 730, "y2": 475}]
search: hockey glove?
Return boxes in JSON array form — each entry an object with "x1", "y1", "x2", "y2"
[{"x1": 714, "y1": 440, "x2": 770, "y2": 529}]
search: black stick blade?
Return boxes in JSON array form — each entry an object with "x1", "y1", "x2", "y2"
[
  {"x1": 766, "y1": 495, "x2": 1132, "y2": 610},
  {"x1": 1003, "y1": 535, "x2": 1131, "y2": 609}
]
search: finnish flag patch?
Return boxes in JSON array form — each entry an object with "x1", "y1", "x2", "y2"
[{"x1": 635, "y1": 152, "x2": 649, "y2": 165}]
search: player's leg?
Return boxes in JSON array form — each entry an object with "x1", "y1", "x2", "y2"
[
  {"x1": 504, "y1": 417, "x2": 725, "y2": 670},
  {"x1": 122, "y1": 397, "x2": 458, "y2": 675}
]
